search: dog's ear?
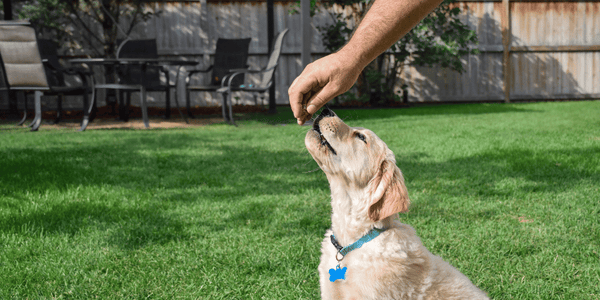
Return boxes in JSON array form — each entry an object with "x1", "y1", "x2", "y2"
[{"x1": 368, "y1": 160, "x2": 409, "y2": 222}]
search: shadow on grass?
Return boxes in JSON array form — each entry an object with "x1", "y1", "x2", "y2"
[
  {"x1": 0, "y1": 132, "x2": 322, "y2": 249},
  {"x1": 0, "y1": 133, "x2": 318, "y2": 196},
  {"x1": 1, "y1": 129, "x2": 597, "y2": 249},
  {"x1": 183, "y1": 145, "x2": 599, "y2": 238},
  {"x1": 397, "y1": 146, "x2": 600, "y2": 221},
  {"x1": 407, "y1": 147, "x2": 599, "y2": 194},
  {"x1": 2, "y1": 200, "x2": 188, "y2": 250},
  {"x1": 196, "y1": 198, "x2": 331, "y2": 239}
]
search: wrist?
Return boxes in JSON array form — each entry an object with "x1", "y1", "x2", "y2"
[{"x1": 336, "y1": 43, "x2": 371, "y2": 72}]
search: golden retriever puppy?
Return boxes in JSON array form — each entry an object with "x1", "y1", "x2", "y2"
[{"x1": 305, "y1": 108, "x2": 488, "y2": 300}]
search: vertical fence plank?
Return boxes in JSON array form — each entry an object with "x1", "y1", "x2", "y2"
[{"x1": 501, "y1": 0, "x2": 511, "y2": 103}]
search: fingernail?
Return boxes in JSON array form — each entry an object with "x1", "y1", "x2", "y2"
[{"x1": 307, "y1": 105, "x2": 317, "y2": 114}]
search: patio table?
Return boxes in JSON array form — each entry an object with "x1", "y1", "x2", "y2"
[{"x1": 69, "y1": 58, "x2": 199, "y2": 128}]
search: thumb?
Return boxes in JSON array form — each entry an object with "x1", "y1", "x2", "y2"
[{"x1": 306, "y1": 85, "x2": 339, "y2": 115}]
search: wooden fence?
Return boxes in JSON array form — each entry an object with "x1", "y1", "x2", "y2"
[
  {"x1": 1, "y1": 0, "x2": 599, "y2": 111},
  {"x1": 405, "y1": 0, "x2": 600, "y2": 102}
]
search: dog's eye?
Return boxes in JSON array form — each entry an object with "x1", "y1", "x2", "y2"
[{"x1": 355, "y1": 132, "x2": 367, "y2": 144}]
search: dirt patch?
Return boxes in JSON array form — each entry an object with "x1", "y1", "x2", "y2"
[{"x1": 1, "y1": 105, "x2": 267, "y2": 131}]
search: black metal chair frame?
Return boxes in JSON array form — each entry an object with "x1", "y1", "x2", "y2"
[
  {"x1": 115, "y1": 39, "x2": 174, "y2": 121},
  {"x1": 217, "y1": 29, "x2": 288, "y2": 126},
  {"x1": 185, "y1": 38, "x2": 251, "y2": 120},
  {"x1": 38, "y1": 39, "x2": 95, "y2": 128}
]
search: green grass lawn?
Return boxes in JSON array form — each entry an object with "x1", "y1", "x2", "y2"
[{"x1": 1, "y1": 101, "x2": 599, "y2": 299}]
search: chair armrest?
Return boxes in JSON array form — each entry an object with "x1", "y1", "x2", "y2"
[
  {"x1": 159, "y1": 67, "x2": 169, "y2": 79},
  {"x1": 228, "y1": 68, "x2": 255, "y2": 73},
  {"x1": 229, "y1": 64, "x2": 277, "y2": 75},
  {"x1": 43, "y1": 60, "x2": 91, "y2": 75},
  {"x1": 187, "y1": 65, "x2": 213, "y2": 76},
  {"x1": 261, "y1": 64, "x2": 277, "y2": 73},
  {"x1": 43, "y1": 61, "x2": 93, "y2": 82},
  {"x1": 185, "y1": 65, "x2": 214, "y2": 85},
  {"x1": 222, "y1": 64, "x2": 278, "y2": 88},
  {"x1": 220, "y1": 67, "x2": 250, "y2": 85},
  {"x1": 63, "y1": 67, "x2": 93, "y2": 77},
  {"x1": 222, "y1": 70, "x2": 255, "y2": 88},
  {"x1": 42, "y1": 60, "x2": 59, "y2": 72}
]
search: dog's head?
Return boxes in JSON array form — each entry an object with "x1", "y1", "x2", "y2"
[{"x1": 305, "y1": 108, "x2": 409, "y2": 222}]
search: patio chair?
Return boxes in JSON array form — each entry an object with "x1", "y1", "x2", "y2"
[
  {"x1": 185, "y1": 38, "x2": 251, "y2": 119},
  {"x1": 113, "y1": 39, "x2": 174, "y2": 122},
  {"x1": 38, "y1": 39, "x2": 95, "y2": 126},
  {"x1": 217, "y1": 29, "x2": 288, "y2": 126},
  {"x1": 0, "y1": 21, "x2": 93, "y2": 131}
]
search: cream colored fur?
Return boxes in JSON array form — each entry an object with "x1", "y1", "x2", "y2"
[{"x1": 305, "y1": 111, "x2": 489, "y2": 300}]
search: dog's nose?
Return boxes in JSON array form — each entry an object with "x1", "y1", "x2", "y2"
[
  {"x1": 313, "y1": 105, "x2": 337, "y2": 131},
  {"x1": 320, "y1": 106, "x2": 336, "y2": 117}
]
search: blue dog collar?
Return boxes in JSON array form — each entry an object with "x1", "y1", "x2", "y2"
[
  {"x1": 328, "y1": 228, "x2": 385, "y2": 282},
  {"x1": 331, "y1": 227, "x2": 385, "y2": 259}
]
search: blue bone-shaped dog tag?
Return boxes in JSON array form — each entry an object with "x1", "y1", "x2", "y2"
[{"x1": 329, "y1": 265, "x2": 347, "y2": 282}]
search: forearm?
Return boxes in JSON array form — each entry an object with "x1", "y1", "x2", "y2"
[
  {"x1": 339, "y1": 0, "x2": 444, "y2": 70},
  {"x1": 288, "y1": 0, "x2": 444, "y2": 124}
]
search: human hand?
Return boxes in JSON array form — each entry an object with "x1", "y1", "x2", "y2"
[{"x1": 288, "y1": 52, "x2": 363, "y2": 125}]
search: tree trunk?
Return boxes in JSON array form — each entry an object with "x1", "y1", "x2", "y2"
[
  {"x1": 100, "y1": 0, "x2": 119, "y2": 114},
  {"x1": 101, "y1": 0, "x2": 117, "y2": 59}
]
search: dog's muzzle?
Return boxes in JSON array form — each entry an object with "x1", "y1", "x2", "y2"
[{"x1": 313, "y1": 107, "x2": 337, "y2": 155}]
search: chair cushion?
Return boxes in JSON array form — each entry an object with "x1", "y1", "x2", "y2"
[{"x1": 0, "y1": 25, "x2": 48, "y2": 88}]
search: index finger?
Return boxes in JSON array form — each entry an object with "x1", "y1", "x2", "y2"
[
  {"x1": 288, "y1": 78, "x2": 305, "y2": 120},
  {"x1": 288, "y1": 75, "x2": 319, "y2": 119}
]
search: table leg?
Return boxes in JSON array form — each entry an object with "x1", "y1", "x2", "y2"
[
  {"x1": 78, "y1": 87, "x2": 91, "y2": 132},
  {"x1": 174, "y1": 65, "x2": 189, "y2": 124},
  {"x1": 16, "y1": 91, "x2": 27, "y2": 126},
  {"x1": 164, "y1": 76, "x2": 171, "y2": 119},
  {"x1": 118, "y1": 90, "x2": 128, "y2": 121},
  {"x1": 140, "y1": 85, "x2": 149, "y2": 128},
  {"x1": 140, "y1": 63, "x2": 149, "y2": 128},
  {"x1": 30, "y1": 91, "x2": 43, "y2": 131}
]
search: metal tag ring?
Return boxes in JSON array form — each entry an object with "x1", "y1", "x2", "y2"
[{"x1": 336, "y1": 251, "x2": 344, "y2": 262}]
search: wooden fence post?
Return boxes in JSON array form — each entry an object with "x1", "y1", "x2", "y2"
[
  {"x1": 267, "y1": 0, "x2": 277, "y2": 113},
  {"x1": 200, "y1": 0, "x2": 209, "y2": 67},
  {"x1": 3, "y1": 0, "x2": 12, "y2": 20},
  {"x1": 301, "y1": 0, "x2": 312, "y2": 68},
  {"x1": 501, "y1": 0, "x2": 511, "y2": 103}
]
